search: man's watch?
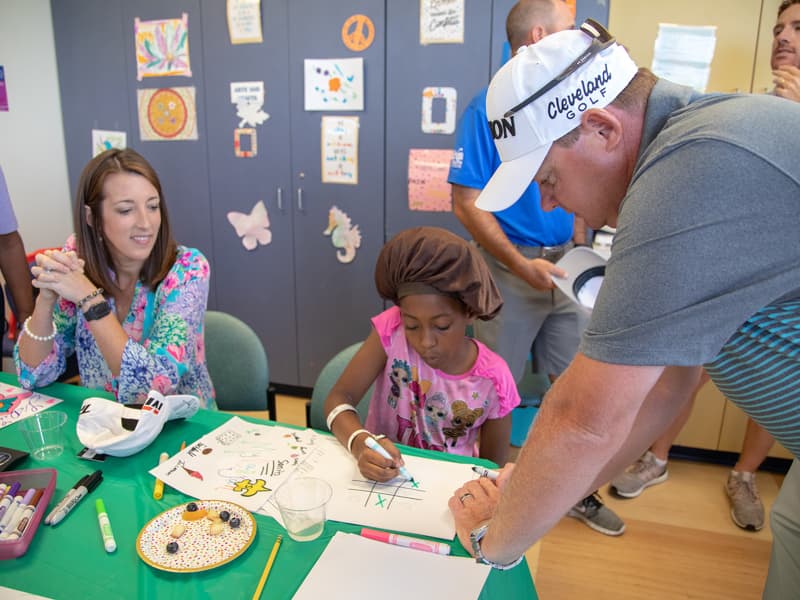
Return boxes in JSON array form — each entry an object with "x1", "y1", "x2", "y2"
[
  {"x1": 83, "y1": 300, "x2": 112, "y2": 322},
  {"x1": 469, "y1": 523, "x2": 524, "y2": 570}
]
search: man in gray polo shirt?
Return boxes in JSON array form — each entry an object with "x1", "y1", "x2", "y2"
[{"x1": 446, "y1": 20, "x2": 800, "y2": 598}]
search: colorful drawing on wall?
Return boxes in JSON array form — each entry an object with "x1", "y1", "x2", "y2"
[
  {"x1": 304, "y1": 58, "x2": 364, "y2": 111},
  {"x1": 421, "y1": 87, "x2": 457, "y2": 134},
  {"x1": 227, "y1": 200, "x2": 272, "y2": 250},
  {"x1": 324, "y1": 206, "x2": 361, "y2": 264},
  {"x1": 92, "y1": 129, "x2": 127, "y2": 157},
  {"x1": 137, "y1": 87, "x2": 198, "y2": 141},
  {"x1": 321, "y1": 116, "x2": 358, "y2": 185},
  {"x1": 227, "y1": 0, "x2": 263, "y2": 45},
  {"x1": 341, "y1": 14, "x2": 375, "y2": 52},
  {"x1": 0, "y1": 66, "x2": 8, "y2": 112},
  {"x1": 134, "y1": 13, "x2": 192, "y2": 81},
  {"x1": 420, "y1": 0, "x2": 464, "y2": 45},
  {"x1": 234, "y1": 128, "x2": 257, "y2": 158},
  {"x1": 408, "y1": 149, "x2": 453, "y2": 212},
  {"x1": 230, "y1": 81, "x2": 269, "y2": 128}
]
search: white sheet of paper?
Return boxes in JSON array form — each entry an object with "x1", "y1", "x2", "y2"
[
  {"x1": 0, "y1": 384, "x2": 63, "y2": 430},
  {"x1": 292, "y1": 532, "x2": 490, "y2": 600},
  {"x1": 285, "y1": 436, "x2": 475, "y2": 539},
  {"x1": 652, "y1": 23, "x2": 717, "y2": 92},
  {"x1": 303, "y1": 58, "x2": 364, "y2": 111}
]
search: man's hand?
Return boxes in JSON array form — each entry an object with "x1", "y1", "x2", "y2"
[
  {"x1": 774, "y1": 65, "x2": 800, "y2": 102},
  {"x1": 448, "y1": 477, "x2": 501, "y2": 555},
  {"x1": 514, "y1": 257, "x2": 567, "y2": 291}
]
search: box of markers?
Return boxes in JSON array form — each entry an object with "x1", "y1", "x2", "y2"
[{"x1": 0, "y1": 468, "x2": 57, "y2": 559}]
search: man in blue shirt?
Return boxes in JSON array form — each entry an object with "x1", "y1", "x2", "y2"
[{"x1": 448, "y1": 0, "x2": 624, "y2": 537}]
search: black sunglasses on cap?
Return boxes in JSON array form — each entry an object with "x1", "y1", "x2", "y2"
[{"x1": 503, "y1": 19, "x2": 616, "y2": 119}]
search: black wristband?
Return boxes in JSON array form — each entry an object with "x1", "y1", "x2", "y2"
[{"x1": 83, "y1": 300, "x2": 112, "y2": 322}]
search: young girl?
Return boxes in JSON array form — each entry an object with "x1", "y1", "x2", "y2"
[{"x1": 324, "y1": 226, "x2": 520, "y2": 482}]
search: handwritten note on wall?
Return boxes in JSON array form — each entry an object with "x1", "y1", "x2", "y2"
[
  {"x1": 322, "y1": 116, "x2": 359, "y2": 184},
  {"x1": 408, "y1": 148, "x2": 453, "y2": 212},
  {"x1": 420, "y1": 0, "x2": 464, "y2": 45}
]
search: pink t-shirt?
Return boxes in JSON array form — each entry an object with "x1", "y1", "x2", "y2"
[{"x1": 364, "y1": 306, "x2": 520, "y2": 457}]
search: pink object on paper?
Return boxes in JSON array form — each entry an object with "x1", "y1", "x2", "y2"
[{"x1": 360, "y1": 527, "x2": 450, "y2": 555}]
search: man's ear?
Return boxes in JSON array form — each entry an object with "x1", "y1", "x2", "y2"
[
  {"x1": 580, "y1": 109, "x2": 623, "y2": 151},
  {"x1": 530, "y1": 25, "x2": 547, "y2": 44}
]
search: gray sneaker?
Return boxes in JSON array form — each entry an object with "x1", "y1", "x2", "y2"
[
  {"x1": 567, "y1": 492, "x2": 626, "y2": 536},
  {"x1": 725, "y1": 470, "x2": 765, "y2": 531},
  {"x1": 610, "y1": 451, "x2": 669, "y2": 498}
]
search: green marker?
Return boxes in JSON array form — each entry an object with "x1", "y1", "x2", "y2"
[{"x1": 95, "y1": 499, "x2": 117, "y2": 553}]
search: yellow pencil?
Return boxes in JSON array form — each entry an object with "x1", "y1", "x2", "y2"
[
  {"x1": 180, "y1": 441, "x2": 186, "y2": 450},
  {"x1": 152, "y1": 452, "x2": 169, "y2": 500},
  {"x1": 252, "y1": 534, "x2": 282, "y2": 600}
]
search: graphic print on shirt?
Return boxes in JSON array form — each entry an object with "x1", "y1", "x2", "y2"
[
  {"x1": 387, "y1": 359, "x2": 411, "y2": 409},
  {"x1": 442, "y1": 400, "x2": 484, "y2": 447}
]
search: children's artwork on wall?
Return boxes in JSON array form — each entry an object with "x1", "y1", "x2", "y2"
[
  {"x1": 324, "y1": 206, "x2": 361, "y2": 264},
  {"x1": 230, "y1": 81, "x2": 269, "y2": 128},
  {"x1": 227, "y1": 200, "x2": 272, "y2": 250},
  {"x1": 0, "y1": 383, "x2": 63, "y2": 430},
  {"x1": 408, "y1": 149, "x2": 453, "y2": 212},
  {"x1": 91, "y1": 129, "x2": 127, "y2": 157},
  {"x1": 420, "y1": 0, "x2": 464, "y2": 45},
  {"x1": 137, "y1": 87, "x2": 198, "y2": 141},
  {"x1": 0, "y1": 66, "x2": 8, "y2": 112},
  {"x1": 227, "y1": 0, "x2": 263, "y2": 45},
  {"x1": 321, "y1": 116, "x2": 358, "y2": 185},
  {"x1": 134, "y1": 13, "x2": 191, "y2": 81},
  {"x1": 304, "y1": 58, "x2": 364, "y2": 111},
  {"x1": 341, "y1": 14, "x2": 375, "y2": 52},
  {"x1": 233, "y1": 128, "x2": 257, "y2": 158},
  {"x1": 421, "y1": 87, "x2": 457, "y2": 134}
]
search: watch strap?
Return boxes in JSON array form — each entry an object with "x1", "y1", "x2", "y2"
[
  {"x1": 470, "y1": 524, "x2": 524, "y2": 570},
  {"x1": 83, "y1": 299, "x2": 112, "y2": 322}
]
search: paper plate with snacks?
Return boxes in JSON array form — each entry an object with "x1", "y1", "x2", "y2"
[{"x1": 136, "y1": 500, "x2": 256, "y2": 572}]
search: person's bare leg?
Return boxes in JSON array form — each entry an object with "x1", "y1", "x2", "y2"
[{"x1": 734, "y1": 418, "x2": 775, "y2": 472}]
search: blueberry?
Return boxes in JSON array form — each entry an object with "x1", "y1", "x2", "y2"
[
  {"x1": 229, "y1": 517, "x2": 241, "y2": 528},
  {"x1": 166, "y1": 541, "x2": 179, "y2": 554},
  {"x1": 219, "y1": 510, "x2": 230, "y2": 522},
  {"x1": 186, "y1": 502, "x2": 198, "y2": 512}
]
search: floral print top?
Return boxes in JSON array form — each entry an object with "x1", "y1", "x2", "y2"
[{"x1": 15, "y1": 236, "x2": 216, "y2": 409}]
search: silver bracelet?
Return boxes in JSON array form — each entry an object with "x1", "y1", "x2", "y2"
[
  {"x1": 325, "y1": 403, "x2": 357, "y2": 431},
  {"x1": 22, "y1": 316, "x2": 57, "y2": 342},
  {"x1": 346, "y1": 429, "x2": 372, "y2": 455}
]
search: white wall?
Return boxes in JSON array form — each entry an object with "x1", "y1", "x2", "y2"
[{"x1": 0, "y1": 0, "x2": 72, "y2": 252}]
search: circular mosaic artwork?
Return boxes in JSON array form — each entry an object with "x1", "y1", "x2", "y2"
[
  {"x1": 136, "y1": 500, "x2": 256, "y2": 573},
  {"x1": 146, "y1": 88, "x2": 188, "y2": 139}
]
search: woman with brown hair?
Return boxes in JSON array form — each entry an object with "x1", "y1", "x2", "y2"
[{"x1": 15, "y1": 148, "x2": 214, "y2": 408}]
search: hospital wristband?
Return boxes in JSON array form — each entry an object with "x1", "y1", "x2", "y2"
[
  {"x1": 325, "y1": 403, "x2": 357, "y2": 431},
  {"x1": 347, "y1": 429, "x2": 372, "y2": 455}
]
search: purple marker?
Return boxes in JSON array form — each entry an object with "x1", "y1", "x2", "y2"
[
  {"x1": 0, "y1": 488, "x2": 35, "y2": 537},
  {"x1": 0, "y1": 481, "x2": 21, "y2": 522}
]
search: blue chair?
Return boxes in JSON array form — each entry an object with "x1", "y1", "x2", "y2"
[
  {"x1": 306, "y1": 342, "x2": 372, "y2": 431},
  {"x1": 204, "y1": 310, "x2": 276, "y2": 419},
  {"x1": 510, "y1": 359, "x2": 550, "y2": 447}
]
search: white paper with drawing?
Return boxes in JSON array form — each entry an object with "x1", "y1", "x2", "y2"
[
  {"x1": 148, "y1": 417, "x2": 320, "y2": 512},
  {"x1": 286, "y1": 435, "x2": 474, "y2": 539}
]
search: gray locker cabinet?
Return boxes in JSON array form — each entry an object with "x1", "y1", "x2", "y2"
[
  {"x1": 198, "y1": 0, "x2": 299, "y2": 385},
  {"x1": 288, "y1": 0, "x2": 385, "y2": 386}
]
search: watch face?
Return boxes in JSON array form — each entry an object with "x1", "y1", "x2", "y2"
[{"x1": 85, "y1": 300, "x2": 112, "y2": 321}]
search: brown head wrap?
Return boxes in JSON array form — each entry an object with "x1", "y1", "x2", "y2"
[{"x1": 374, "y1": 227, "x2": 503, "y2": 320}]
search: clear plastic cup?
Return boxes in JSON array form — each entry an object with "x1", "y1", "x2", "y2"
[
  {"x1": 274, "y1": 477, "x2": 332, "y2": 542},
  {"x1": 17, "y1": 411, "x2": 68, "y2": 460}
]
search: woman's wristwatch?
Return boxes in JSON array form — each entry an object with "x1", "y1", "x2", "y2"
[
  {"x1": 469, "y1": 523, "x2": 524, "y2": 570},
  {"x1": 83, "y1": 300, "x2": 112, "y2": 322}
]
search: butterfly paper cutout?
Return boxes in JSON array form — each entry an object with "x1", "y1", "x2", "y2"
[{"x1": 227, "y1": 200, "x2": 272, "y2": 251}]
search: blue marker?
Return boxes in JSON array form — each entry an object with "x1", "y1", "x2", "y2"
[{"x1": 364, "y1": 436, "x2": 416, "y2": 483}]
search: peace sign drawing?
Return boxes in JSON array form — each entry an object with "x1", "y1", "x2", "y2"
[{"x1": 341, "y1": 14, "x2": 375, "y2": 52}]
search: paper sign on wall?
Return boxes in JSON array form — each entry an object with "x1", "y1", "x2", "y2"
[
  {"x1": 420, "y1": 0, "x2": 464, "y2": 45},
  {"x1": 652, "y1": 23, "x2": 717, "y2": 93},
  {"x1": 421, "y1": 87, "x2": 457, "y2": 134},
  {"x1": 135, "y1": 13, "x2": 192, "y2": 81},
  {"x1": 137, "y1": 87, "x2": 198, "y2": 141},
  {"x1": 408, "y1": 148, "x2": 453, "y2": 212},
  {"x1": 227, "y1": 0, "x2": 263, "y2": 45},
  {"x1": 321, "y1": 116, "x2": 359, "y2": 185},
  {"x1": 92, "y1": 130, "x2": 127, "y2": 157},
  {"x1": 304, "y1": 58, "x2": 364, "y2": 111},
  {"x1": 230, "y1": 81, "x2": 269, "y2": 128}
]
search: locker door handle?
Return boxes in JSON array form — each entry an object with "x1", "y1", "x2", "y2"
[
  {"x1": 297, "y1": 188, "x2": 304, "y2": 212},
  {"x1": 276, "y1": 187, "x2": 283, "y2": 211}
]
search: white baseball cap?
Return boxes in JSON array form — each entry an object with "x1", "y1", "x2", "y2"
[
  {"x1": 476, "y1": 20, "x2": 638, "y2": 212},
  {"x1": 552, "y1": 246, "x2": 607, "y2": 310}
]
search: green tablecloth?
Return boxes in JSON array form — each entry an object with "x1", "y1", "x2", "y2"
[{"x1": 0, "y1": 373, "x2": 537, "y2": 599}]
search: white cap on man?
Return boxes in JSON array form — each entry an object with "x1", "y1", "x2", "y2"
[{"x1": 476, "y1": 20, "x2": 639, "y2": 212}]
